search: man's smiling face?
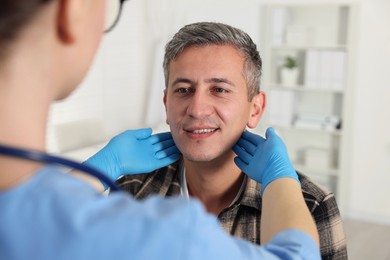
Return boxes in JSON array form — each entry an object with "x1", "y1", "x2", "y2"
[{"x1": 164, "y1": 44, "x2": 263, "y2": 163}]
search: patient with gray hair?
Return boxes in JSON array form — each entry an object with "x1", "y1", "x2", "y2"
[{"x1": 117, "y1": 21, "x2": 347, "y2": 259}]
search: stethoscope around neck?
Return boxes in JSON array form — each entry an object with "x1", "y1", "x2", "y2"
[{"x1": 0, "y1": 144, "x2": 121, "y2": 191}]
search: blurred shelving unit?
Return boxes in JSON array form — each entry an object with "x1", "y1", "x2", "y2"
[{"x1": 260, "y1": 4, "x2": 357, "y2": 203}]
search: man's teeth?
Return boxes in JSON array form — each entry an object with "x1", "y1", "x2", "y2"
[{"x1": 192, "y1": 129, "x2": 216, "y2": 134}]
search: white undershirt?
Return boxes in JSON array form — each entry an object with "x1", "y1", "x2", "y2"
[{"x1": 179, "y1": 161, "x2": 247, "y2": 207}]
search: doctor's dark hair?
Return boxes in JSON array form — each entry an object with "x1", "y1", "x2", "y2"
[
  {"x1": 0, "y1": 0, "x2": 53, "y2": 58},
  {"x1": 163, "y1": 22, "x2": 262, "y2": 101}
]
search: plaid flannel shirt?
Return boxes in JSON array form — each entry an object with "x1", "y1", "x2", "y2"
[{"x1": 116, "y1": 160, "x2": 347, "y2": 259}]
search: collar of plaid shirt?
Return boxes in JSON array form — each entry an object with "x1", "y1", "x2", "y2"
[{"x1": 178, "y1": 160, "x2": 261, "y2": 210}]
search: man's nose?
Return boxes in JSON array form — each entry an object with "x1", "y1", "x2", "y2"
[{"x1": 186, "y1": 90, "x2": 213, "y2": 119}]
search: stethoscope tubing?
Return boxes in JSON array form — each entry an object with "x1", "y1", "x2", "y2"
[{"x1": 0, "y1": 144, "x2": 121, "y2": 191}]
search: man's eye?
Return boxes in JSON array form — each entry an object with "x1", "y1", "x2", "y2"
[
  {"x1": 175, "y1": 88, "x2": 192, "y2": 94},
  {"x1": 176, "y1": 88, "x2": 190, "y2": 94},
  {"x1": 213, "y1": 87, "x2": 228, "y2": 93}
]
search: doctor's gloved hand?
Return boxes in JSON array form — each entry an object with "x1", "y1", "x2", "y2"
[
  {"x1": 232, "y1": 127, "x2": 299, "y2": 194},
  {"x1": 84, "y1": 128, "x2": 181, "y2": 190}
]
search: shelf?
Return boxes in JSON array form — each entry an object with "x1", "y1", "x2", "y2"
[
  {"x1": 268, "y1": 83, "x2": 345, "y2": 94},
  {"x1": 262, "y1": 3, "x2": 355, "y2": 205},
  {"x1": 273, "y1": 125, "x2": 342, "y2": 136}
]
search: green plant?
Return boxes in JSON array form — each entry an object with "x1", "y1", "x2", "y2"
[{"x1": 284, "y1": 56, "x2": 297, "y2": 69}]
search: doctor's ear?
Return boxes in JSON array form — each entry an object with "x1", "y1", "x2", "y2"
[
  {"x1": 57, "y1": 0, "x2": 84, "y2": 43},
  {"x1": 247, "y1": 91, "x2": 266, "y2": 129}
]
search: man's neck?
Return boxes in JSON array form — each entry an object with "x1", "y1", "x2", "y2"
[{"x1": 184, "y1": 151, "x2": 244, "y2": 215}]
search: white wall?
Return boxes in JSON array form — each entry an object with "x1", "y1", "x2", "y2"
[
  {"x1": 48, "y1": 0, "x2": 390, "y2": 225},
  {"x1": 343, "y1": 0, "x2": 390, "y2": 224}
]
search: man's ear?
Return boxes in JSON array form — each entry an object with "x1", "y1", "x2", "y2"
[
  {"x1": 247, "y1": 91, "x2": 266, "y2": 129},
  {"x1": 57, "y1": 0, "x2": 82, "y2": 43},
  {"x1": 163, "y1": 88, "x2": 169, "y2": 125}
]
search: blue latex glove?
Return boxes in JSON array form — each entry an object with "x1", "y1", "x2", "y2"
[
  {"x1": 232, "y1": 127, "x2": 299, "y2": 194},
  {"x1": 84, "y1": 128, "x2": 181, "y2": 190}
]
